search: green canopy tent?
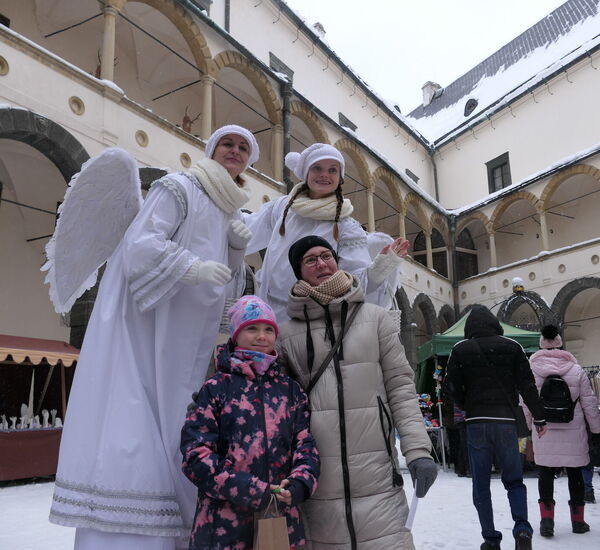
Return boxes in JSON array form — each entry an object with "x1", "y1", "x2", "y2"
[{"x1": 414, "y1": 312, "x2": 540, "y2": 470}]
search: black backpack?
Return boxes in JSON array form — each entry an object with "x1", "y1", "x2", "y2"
[{"x1": 540, "y1": 375, "x2": 578, "y2": 423}]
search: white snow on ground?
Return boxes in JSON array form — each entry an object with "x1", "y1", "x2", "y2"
[{"x1": 1, "y1": 469, "x2": 599, "y2": 549}]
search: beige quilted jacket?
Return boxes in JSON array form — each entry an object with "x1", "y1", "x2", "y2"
[{"x1": 277, "y1": 279, "x2": 431, "y2": 549}]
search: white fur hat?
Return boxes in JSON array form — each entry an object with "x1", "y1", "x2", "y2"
[
  {"x1": 205, "y1": 125, "x2": 260, "y2": 169},
  {"x1": 285, "y1": 143, "x2": 345, "y2": 181}
]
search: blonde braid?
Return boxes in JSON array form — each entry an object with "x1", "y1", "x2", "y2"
[
  {"x1": 332, "y1": 184, "x2": 344, "y2": 241},
  {"x1": 279, "y1": 183, "x2": 308, "y2": 236}
]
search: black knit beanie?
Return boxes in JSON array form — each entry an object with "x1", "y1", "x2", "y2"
[{"x1": 288, "y1": 235, "x2": 337, "y2": 280}]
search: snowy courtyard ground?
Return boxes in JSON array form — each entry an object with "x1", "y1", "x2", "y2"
[{"x1": 1, "y1": 469, "x2": 599, "y2": 550}]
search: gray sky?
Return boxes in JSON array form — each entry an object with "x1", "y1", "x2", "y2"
[{"x1": 284, "y1": 0, "x2": 568, "y2": 113}]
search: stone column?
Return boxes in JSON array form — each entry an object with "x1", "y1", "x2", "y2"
[
  {"x1": 271, "y1": 124, "x2": 283, "y2": 181},
  {"x1": 199, "y1": 75, "x2": 215, "y2": 140},
  {"x1": 539, "y1": 210, "x2": 550, "y2": 251},
  {"x1": 489, "y1": 232, "x2": 497, "y2": 268},
  {"x1": 367, "y1": 188, "x2": 375, "y2": 232},
  {"x1": 398, "y1": 213, "x2": 406, "y2": 240},
  {"x1": 425, "y1": 232, "x2": 433, "y2": 269},
  {"x1": 100, "y1": 1, "x2": 125, "y2": 81}
]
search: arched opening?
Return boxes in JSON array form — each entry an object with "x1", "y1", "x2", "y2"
[
  {"x1": 560, "y1": 285, "x2": 600, "y2": 367},
  {"x1": 492, "y1": 196, "x2": 539, "y2": 266},
  {"x1": 413, "y1": 228, "x2": 448, "y2": 277}
]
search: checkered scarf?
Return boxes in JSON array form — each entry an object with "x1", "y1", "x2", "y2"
[{"x1": 292, "y1": 270, "x2": 353, "y2": 304}]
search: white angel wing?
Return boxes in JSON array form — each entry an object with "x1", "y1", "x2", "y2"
[
  {"x1": 366, "y1": 231, "x2": 394, "y2": 261},
  {"x1": 42, "y1": 148, "x2": 142, "y2": 313}
]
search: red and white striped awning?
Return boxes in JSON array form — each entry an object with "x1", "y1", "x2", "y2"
[{"x1": 0, "y1": 334, "x2": 79, "y2": 366}]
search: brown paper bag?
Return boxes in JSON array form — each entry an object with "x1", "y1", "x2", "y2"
[{"x1": 253, "y1": 495, "x2": 291, "y2": 550}]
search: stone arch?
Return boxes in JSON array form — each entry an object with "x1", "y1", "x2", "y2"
[
  {"x1": 395, "y1": 287, "x2": 417, "y2": 368},
  {"x1": 334, "y1": 138, "x2": 373, "y2": 189},
  {"x1": 127, "y1": 0, "x2": 214, "y2": 76},
  {"x1": 0, "y1": 107, "x2": 89, "y2": 181},
  {"x1": 372, "y1": 167, "x2": 403, "y2": 210},
  {"x1": 412, "y1": 292, "x2": 439, "y2": 336},
  {"x1": 289, "y1": 101, "x2": 329, "y2": 144},
  {"x1": 490, "y1": 191, "x2": 540, "y2": 232},
  {"x1": 438, "y1": 304, "x2": 455, "y2": 331},
  {"x1": 213, "y1": 50, "x2": 282, "y2": 125},
  {"x1": 403, "y1": 192, "x2": 430, "y2": 233},
  {"x1": 497, "y1": 291, "x2": 553, "y2": 327},
  {"x1": 430, "y1": 212, "x2": 449, "y2": 244},
  {"x1": 551, "y1": 277, "x2": 600, "y2": 328},
  {"x1": 541, "y1": 163, "x2": 600, "y2": 208},
  {"x1": 456, "y1": 211, "x2": 491, "y2": 236}
]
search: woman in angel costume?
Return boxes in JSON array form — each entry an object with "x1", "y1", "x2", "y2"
[
  {"x1": 243, "y1": 143, "x2": 409, "y2": 322},
  {"x1": 46, "y1": 125, "x2": 258, "y2": 550}
]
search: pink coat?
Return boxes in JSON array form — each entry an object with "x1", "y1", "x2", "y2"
[{"x1": 524, "y1": 349, "x2": 600, "y2": 467}]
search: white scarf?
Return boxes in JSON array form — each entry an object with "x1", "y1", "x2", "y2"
[
  {"x1": 288, "y1": 182, "x2": 354, "y2": 220},
  {"x1": 189, "y1": 158, "x2": 251, "y2": 213}
]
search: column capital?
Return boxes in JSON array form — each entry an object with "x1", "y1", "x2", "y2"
[
  {"x1": 200, "y1": 74, "x2": 216, "y2": 85},
  {"x1": 101, "y1": 0, "x2": 127, "y2": 13}
]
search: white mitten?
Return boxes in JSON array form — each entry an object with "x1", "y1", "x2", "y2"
[
  {"x1": 181, "y1": 260, "x2": 231, "y2": 286},
  {"x1": 366, "y1": 252, "x2": 403, "y2": 291},
  {"x1": 227, "y1": 219, "x2": 252, "y2": 250}
]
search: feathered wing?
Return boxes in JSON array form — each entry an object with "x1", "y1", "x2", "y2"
[
  {"x1": 42, "y1": 148, "x2": 142, "y2": 313},
  {"x1": 366, "y1": 231, "x2": 394, "y2": 260}
]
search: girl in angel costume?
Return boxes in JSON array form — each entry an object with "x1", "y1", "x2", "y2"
[
  {"x1": 46, "y1": 125, "x2": 258, "y2": 550},
  {"x1": 243, "y1": 143, "x2": 409, "y2": 322}
]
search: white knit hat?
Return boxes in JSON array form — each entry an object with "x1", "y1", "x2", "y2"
[
  {"x1": 205, "y1": 125, "x2": 260, "y2": 169},
  {"x1": 285, "y1": 143, "x2": 345, "y2": 181}
]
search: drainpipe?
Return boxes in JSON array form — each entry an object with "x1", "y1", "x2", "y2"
[
  {"x1": 281, "y1": 81, "x2": 293, "y2": 192},
  {"x1": 429, "y1": 148, "x2": 440, "y2": 202},
  {"x1": 224, "y1": 0, "x2": 230, "y2": 32},
  {"x1": 449, "y1": 214, "x2": 460, "y2": 318}
]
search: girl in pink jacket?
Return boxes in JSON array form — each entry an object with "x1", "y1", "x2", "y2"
[{"x1": 524, "y1": 325, "x2": 600, "y2": 538}]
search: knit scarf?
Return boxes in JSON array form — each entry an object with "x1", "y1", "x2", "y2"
[
  {"x1": 288, "y1": 182, "x2": 354, "y2": 220},
  {"x1": 233, "y1": 348, "x2": 277, "y2": 376},
  {"x1": 293, "y1": 270, "x2": 353, "y2": 305},
  {"x1": 189, "y1": 158, "x2": 250, "y2": 213}
]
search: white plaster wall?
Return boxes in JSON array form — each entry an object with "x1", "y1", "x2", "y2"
[{"x1": 434, "y1": 52, "x2": 600, "y2": 208}]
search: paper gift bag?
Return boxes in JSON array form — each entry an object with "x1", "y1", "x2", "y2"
[{"x1": 254, "y1": 495, "x2": 291, "y2": 550}]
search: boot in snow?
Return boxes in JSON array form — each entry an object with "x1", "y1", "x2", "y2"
[
  {"x1": 514, "y1": 531, "x2": 532, "y2": 550},
  {"x1": 539, "y1": 499, "x2": 554, "y2": 537},
  {"x1": 569, "y1": 501, "x2": 590, "y2": 534}
]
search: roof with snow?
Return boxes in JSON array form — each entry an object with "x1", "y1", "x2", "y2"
[{"x1": 407, "y1": 0, "x2": 600, "y2": 143}]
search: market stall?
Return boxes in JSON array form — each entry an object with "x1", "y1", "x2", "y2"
[
  {"x1": 415, "y1": 312, "x2": 540, "y2": 472},
  {"x1": 0, "y1": 334, "x2": 78, "y2": 481}
]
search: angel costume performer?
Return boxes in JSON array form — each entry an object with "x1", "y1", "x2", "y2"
[
  {"x1": 244, "y1": 145, "x2": 402, "y2": 322},
  {"x1": 48, "y1": 127, "x2": 257, "y2": 550}
]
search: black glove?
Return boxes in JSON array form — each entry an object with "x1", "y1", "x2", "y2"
[
  {"x1": 407, "y1": 457, "x2": 438, "y2": 498},
  {"x1": 186, "y1": 391, "x2": 199, "y2": 415}
]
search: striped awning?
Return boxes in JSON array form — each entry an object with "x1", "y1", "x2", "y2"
[{"x1": 0, "y1": 334, "x2": 79, "y2": 366}]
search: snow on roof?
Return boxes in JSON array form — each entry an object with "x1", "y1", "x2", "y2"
[{"x1": 407, "y1": 0, "x2": 600, "y2": 143}]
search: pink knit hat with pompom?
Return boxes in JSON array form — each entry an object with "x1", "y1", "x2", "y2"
[
  {"x1": 539, "y1": 325, "x2": 563, "y2": 349},
  {"x1": 229, "y1": 295, "x2": 278, "y2": 344}
]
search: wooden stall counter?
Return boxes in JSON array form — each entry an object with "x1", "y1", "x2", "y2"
[{"x1": 0, "y1": 428, "x2": 62, "y2": 481}]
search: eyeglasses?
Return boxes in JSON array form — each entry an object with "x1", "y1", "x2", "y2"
[{"x1": 302, "y1": 251, "x2": 335, "y2": 267}]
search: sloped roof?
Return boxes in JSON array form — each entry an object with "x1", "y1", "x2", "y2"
[{"x1": 407, "y1": 0, "x2": 600, "y2": 143}]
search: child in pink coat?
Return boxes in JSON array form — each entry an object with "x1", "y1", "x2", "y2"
[{"x1": 524, "y1": 325, "x2": 600, "y2": 537}]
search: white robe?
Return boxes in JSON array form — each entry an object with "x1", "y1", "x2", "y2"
[
  {"x1": 243, "y1": 197, "x2": 399, "y2": 323},
  {"x1": 50, "y1": 172, "x2": 244, "y2": 543}
]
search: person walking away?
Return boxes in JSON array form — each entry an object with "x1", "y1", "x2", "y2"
[
  {"x1": 181, "y1": 295, "x2": 320, "y2": 549},
  {"x1": 444, "y1": 305, "x2": 547, "y2": 550},
  {"x1": 523, "y1": 325, "x2": 600, "y2": 537},
  {"x1": 49, "y1": 126, "x2": 258, "y2": 550},
  {"x1": 243, "y1": 143, "x2": 408, "y2": 321},
  {"x1": 278, "y1": 235, "x2": 437, "y2": 549}
]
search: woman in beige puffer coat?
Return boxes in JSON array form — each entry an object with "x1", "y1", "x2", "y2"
[{"x1": 277, "y1": 235, "x2": 435, "y2": 550}]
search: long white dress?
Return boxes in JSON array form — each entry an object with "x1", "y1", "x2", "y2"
[
  {"x1": 49, "y1": 171, "x2": 245, "y2": 548},
  {"x1": 243, "y1": 196, "x2": 400, "y2": 322}
]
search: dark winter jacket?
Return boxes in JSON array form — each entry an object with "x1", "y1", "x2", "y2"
[
  {"x1": 181, "y1": 344, "x2": 320, "y2": 550},
  {"x1": 444, "y1": 305, "x2": 545, "y2": 425}
]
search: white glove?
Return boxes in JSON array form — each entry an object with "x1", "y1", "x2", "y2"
[
  {"x1": 366, "y1": 252, "x2": 403, "y2": 293},
  {"x1": 227, "y1": 219, "x2": 252, "y2": 250},
  {"x1": 181, "y1": 260, "x2": 231, "y2": 286}
]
